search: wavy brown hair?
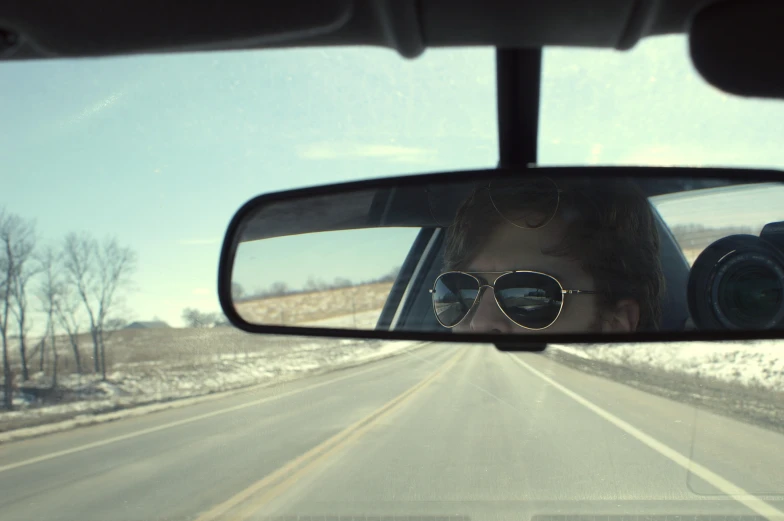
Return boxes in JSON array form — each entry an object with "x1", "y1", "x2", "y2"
[{"x1": 442, "y1": 178, "x2": 665, "y2": 331}]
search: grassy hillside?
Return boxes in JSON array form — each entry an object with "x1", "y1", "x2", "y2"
[{"x1": 235, "y1": 281, "x2": 393, "y2": 325}]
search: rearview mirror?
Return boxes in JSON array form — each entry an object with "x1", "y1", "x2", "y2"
[{"x1": 218, "y1": 167, "x2": 784, "y2": 347}]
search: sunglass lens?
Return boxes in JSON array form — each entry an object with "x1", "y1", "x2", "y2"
[
  {"x1": 432, "y1": 273, "x2": 480, "y2": 327},
  {"x1": 489, "y1": 177, "x2": 559, "y2": 229},
  {"x1": 495, "y1": 273, "x2": 563, "y2": 329}
]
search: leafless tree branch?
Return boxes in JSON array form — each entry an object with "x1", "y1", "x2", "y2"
[
  {"x1": 37, "y1": 246, "x2": 64, "y2": 388},
  {"x1": 61, "y1": 233, "x2": 136, "y2": 380},
  {"x1": 0, "y1": 210, "x2": 36, "y2": 409}
]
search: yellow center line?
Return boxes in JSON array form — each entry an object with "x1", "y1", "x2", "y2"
[
  {"x1": 0, "y1": 342, "x2": 434, "y2": 472},
  {"x1": 194, "y1": 347, "x2": 466, "y2": 521}
]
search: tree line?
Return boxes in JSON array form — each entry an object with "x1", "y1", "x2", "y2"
[
  {"x1": 181, "y1": 308, "x2": 229, "y2": 329},
  {"x1": 0, "y1": 208, "x2": 136, "y2": 410}
]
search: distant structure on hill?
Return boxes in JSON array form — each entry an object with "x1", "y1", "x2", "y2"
[{"x1": 124, "y1": 321, "x2": 171, "y2": 330}]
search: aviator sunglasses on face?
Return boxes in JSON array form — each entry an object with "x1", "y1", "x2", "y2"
[{"x1": 430, "y1": 270, "x2": 601, "y2": 330}]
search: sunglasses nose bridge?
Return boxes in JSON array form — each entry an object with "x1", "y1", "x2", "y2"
[
  {"x1": 479, "y1": 282, "x2": 508, "y2": 311},
  {"x1": 475, "y1": 283, "x2": 494, "y2": 301},
  {"x1": 473, "y1": 283, "x2": 505, "y2": 318},
  {"x1": 462, "y1": 283, "x2": 515, "y2": 332},
  {"x1": 459, "y1": 283, "x2": 490, "y2": 314}
]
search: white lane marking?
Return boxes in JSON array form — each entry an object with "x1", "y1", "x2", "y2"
[
  {"x1": 509, "y1": 354, "x2": 784, "y2": 520},
  {"x1": 0, "y1": 343, "x2": 434, "y2": 474}
]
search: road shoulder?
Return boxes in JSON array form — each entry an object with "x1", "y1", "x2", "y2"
[{"x1": 545, "y1": 347, "x2": 784, "y2": 434}]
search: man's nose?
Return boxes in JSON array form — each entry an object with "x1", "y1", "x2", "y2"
[{"x1": 468, "y1": 287, "x2": 521, "y2": 333}]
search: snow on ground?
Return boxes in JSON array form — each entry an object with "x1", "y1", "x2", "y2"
[
  {"x1": 550, "y1": 341, "x2": 784, "y2": 391},
  {"x1": 0, "y1": 329, "x2": 426, "y2": 441}
]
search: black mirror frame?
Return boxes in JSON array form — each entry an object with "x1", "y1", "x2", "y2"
[{"x1": 218, "y1": 165, "x2": 784, "y2": 350}]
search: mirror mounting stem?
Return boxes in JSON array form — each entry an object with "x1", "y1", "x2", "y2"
[{"x1": 494, "y1": 342, "x2": 547, "y2": 352}]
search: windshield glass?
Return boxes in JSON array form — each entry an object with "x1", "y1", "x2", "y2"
[
  {"x1": 3, "y1": 37, "x2": 784, "y2": 521},
  {"x1": 540, "y1": 35, "x2": 784, "y2": 168},
  {"x1": 1, "y1": 48, "x2": 496, "y2": 329}
]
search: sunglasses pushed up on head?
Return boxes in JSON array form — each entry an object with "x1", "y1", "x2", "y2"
[{"x1": 429, "y1": 177, "x2": 600, "y2": 330}]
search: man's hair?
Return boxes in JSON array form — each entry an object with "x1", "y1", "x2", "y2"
[{"x1": 442, "y1": 178, "x2": 664, "y2": 331}]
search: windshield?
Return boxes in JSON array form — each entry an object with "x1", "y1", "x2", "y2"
[
  {"x1": 3, "y1": 37, "x2": 784, "y2": 521},
  {"x1": 540, "y1": 36, "x2": 784, "y2": 169},
  {"x1": 1, "y1": 48, "x2": 496, "y2": 328}
]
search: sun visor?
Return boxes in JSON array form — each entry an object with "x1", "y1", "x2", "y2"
[{"x1": 689, "y1": 0, "x2": 784, "y2": 99}]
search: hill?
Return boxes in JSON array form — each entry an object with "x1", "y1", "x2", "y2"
[{"x1": 235, "y1": 281, "x2": 393, "y2": 326}]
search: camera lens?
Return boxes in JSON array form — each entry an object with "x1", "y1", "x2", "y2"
[
  {"x1": 689, "y1": 235, "x2": 784, "y2": 331},
  {"x1": 716, "y1": 261, "x2": 784, "y2": 329}
]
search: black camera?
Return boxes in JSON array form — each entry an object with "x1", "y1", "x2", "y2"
[{"x1": 688, "y1": 221, "x2": 784, "y2": 330}]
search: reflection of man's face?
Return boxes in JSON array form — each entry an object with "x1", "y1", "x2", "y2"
[{"x1": 452, "y1": 219, "x2": 639, "y2": 334}]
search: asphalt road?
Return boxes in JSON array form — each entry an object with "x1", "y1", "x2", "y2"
[{"x1": 2, "y1": 343, "x2": 784, "y2": 521}]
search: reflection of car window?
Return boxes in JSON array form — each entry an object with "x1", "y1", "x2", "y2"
[
  {"x1": 651, "y1": 183, "x2": 784, "y2": 265},
  {"x1": 234, "y1": 227, "x2": 418, "y2": 329}
]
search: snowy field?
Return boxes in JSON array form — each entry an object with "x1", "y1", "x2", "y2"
[
  {"x1": 541, "y1": 245, "x2": 781, "y2": 394},
  {"x1": 0, "y1": 325, "x2": 425, "y2": 438},
  {"x1": 0, "y1": 282, "x2": 401, "y2": 438},
  {"x1": 550, "y1": 341, "x2": 784, "y2": 391},
  {"x1": 5, "y1": 291, "x2": 784, "y2": 439}
]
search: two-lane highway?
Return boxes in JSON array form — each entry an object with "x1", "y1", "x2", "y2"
[{"x1": 2, "y1": 343, "x2": 784, "y2": 521}]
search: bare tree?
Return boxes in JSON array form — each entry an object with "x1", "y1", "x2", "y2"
[
  {"x1": 95, "y1": 238, "x2": 136, "y2": 381},
  {"x1": 0, "y1": 213, "x2": 12, "y2": 410},
  {"x1": 25, "y1": 330, "x2": 45, "y2": 374},
  {"x1": 182, "y1": 308, "x2": 200, "y2": 328},
  {"x1": 101, "y1": 317, "x2": 128, "y2": 347},
  {"x1": 55, "y1": 286, "x2": 83, "y2": 374},
  {"x1": 62, "y1": 233, "x2": 98, "y2": 373},
  {"x1": 1, "y1": 211, "x2": 36, "y2": 409},
  {"x1": 332, "y1": 277, "x2": 353, "y2": 289},
  {"x1": 104, "y1": 318, "x2": 128, "y2": 332},
  {"x1": 29, "y1": 335, "x2": 46, "y2": 373},
  {"x1": 304, "y1": 277, "x2": 327, "y2": 292},
  {"x1": 212, "y1": 314, "x2": 230, "y2": 327},
  {"x1": 251, "y1": 287, "x2": 269, "y2": 299},
  {"x1": 182, "y1": 308, "x2": 218, "y2": 328},
  {"x1": 62, "y1": 234, "x2": 136, "y2": 381},
  {"x1": 269, "y1": 281, "x2": 289, "y2": 296},
  {"x1": 231, "y1": 282, "x2": 245, "y2": 301},
  {"x1": 36, "y1": 247, "x2": 62, "y2": 388},
  {"x1": 10, "y1": 231, "x2": 39, "y2": 381},
  {"x1": 49, "y1": 316, "x2": 59, "y2": 388}
]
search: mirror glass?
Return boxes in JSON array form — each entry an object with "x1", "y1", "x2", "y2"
[
  {"x1": 228, "y1": 171, "x2": 784, "y2": 336},
  {"x1": 233, "y1": 228, "x2": 417, "y2": 328}
]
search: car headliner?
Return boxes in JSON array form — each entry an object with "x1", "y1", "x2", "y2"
[{"x1": 1, "y1": 0, "x2": 783, "y2": 98}]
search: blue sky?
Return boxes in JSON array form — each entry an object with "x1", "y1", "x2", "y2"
[{"x1": 2, "y1": 36, "x2": 784, "y2": 328}]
